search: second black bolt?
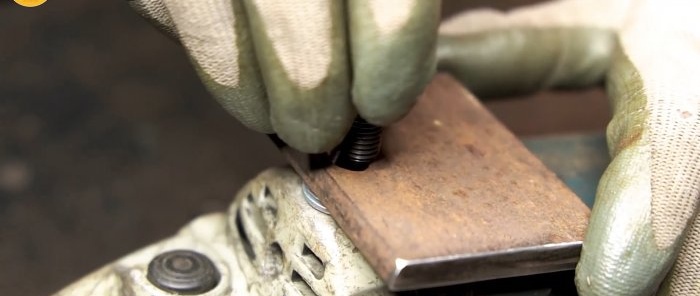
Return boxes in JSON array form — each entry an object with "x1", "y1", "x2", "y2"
[{"x1": 334, "y1": 117, "x2": 382, "y2": 171}]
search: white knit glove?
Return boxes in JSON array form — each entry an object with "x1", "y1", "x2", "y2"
[
  {"x1": 127, "y1": 0, "x2": 440, "y2": 153},
  {"x1": 439, "y1": 0, "x2": 700, "y2": 295}
]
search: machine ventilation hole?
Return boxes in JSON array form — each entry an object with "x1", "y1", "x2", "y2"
[
  {"x1": 301, "y1": 244, "x2": 325, "y2": 279},
  {"x1": 263, "y1": 185, "x2": 273, "y2": 199},
  {"x1": 292, "y1": 270, "x2": 317, "y2": 296},
  {"x1": 260, "y1": 242, "x2": 285, "y2": 277},
  {"x1": 246, "y1": 192, "x2": 254, "y2": 203},
  {"x1": 260, "y1": 185, "x2": 278, "y2": 218},
  {"x1": 270, "y1": 242, "x2": 284, "y2": 259},
  {"x1": 235, "y1": 208, "x2": 256, "y2": 260}
]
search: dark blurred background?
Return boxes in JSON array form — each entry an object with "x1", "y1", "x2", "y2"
[{"x1": 0, "y1": 1, "x2": 608, "y2": 295}]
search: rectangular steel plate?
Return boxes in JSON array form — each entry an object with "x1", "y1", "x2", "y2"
[{"x1": 283, "y1": 74, "x2": 590, "y2": 291}]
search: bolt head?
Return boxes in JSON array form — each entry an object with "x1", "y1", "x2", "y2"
[{"x1": 147, "y1": 249, "x2": 220, "y2": 294}]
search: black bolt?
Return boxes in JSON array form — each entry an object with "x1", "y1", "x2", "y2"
[
  {"x1": 147, "y1": 249, "x2": 220, "y2": 295},
  {"x1": 334, "y1": 117, "x2": 382, "y2": 171}
]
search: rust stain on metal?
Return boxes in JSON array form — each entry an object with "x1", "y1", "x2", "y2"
[{"x1": 283, "y1": 74, "x2": 590, "y2": 290}]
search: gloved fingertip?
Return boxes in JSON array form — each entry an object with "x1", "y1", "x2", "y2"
[
  {"x1": 353, "y1": 80, "x2": 428, "y2": 126},
  {"x1": 349, "y1": 0, "x2": 439, "y2": 127},
  {"x1": 193, "y1": 64, "x2": 274, "y2": 134},
  {"x1": 273, "y1": 116, "x2": 352, "y2": 154},
  {"x1": 574, "y1": 147, "x2": 675, "y2": 296}
]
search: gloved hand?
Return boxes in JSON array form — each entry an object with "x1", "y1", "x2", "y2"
[
  {"x1": 439, "y1": 0, "x2": 700, "y2": 295},
  {"x1": 127, "y1": 0, "x2": 440, "y2": 153}
]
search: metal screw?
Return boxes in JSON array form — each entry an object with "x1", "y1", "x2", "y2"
[
  {"x1": 334, "y1": 117, "x2": 382, "y2": 171},
  {"x1": 147, "y1": 249, "x2": 220, "y2": 295}
]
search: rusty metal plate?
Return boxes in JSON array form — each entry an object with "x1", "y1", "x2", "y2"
[{"x1": 283, "y1": 74, "x2": 590, "y2": 291}]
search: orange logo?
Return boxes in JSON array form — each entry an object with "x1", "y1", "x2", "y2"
[{"x1": 14, "y1": 0, "x2": 47, "y2": 7}]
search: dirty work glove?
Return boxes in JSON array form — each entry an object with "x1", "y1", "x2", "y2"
[
  {"x1": 127, "y1": 0, "x2": 440, "y2": 153},
  {"x1": 439, "y1": 0, "x2": 700, "y2": 295}
]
